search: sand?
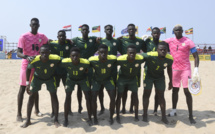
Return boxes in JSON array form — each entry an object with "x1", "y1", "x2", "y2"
[{"x1": 0, "y1": 60, "x2": 214, "y2": 134}]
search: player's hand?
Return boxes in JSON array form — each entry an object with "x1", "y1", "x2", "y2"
[
  {"x1": 168, "y1": 81, "x2": 173, "y2": 90},
  {"x1": 25, "y1": 85, "x2": 32, "y2": 95},
  {"x1": 117, "y1": 36, "x2": 123, "y2": 40},
  {"x1": 66, "y1": 39, "x2": 73, "y2": 45},
  {"x1": 96, "y1": 37, "x2": 101, "y2": 44},
  {"x1": 192, "y1": 67, "x2": 200, "y2": 83},
  {"x1": 26, "y1": 56, "x2": 36, "y2": 63}
]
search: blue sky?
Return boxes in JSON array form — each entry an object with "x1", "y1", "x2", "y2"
[{"x1": 0, "y1": 0, "x2": 215, "y2": 44}]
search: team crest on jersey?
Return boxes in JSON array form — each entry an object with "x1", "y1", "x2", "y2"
[
  {"x1": 39, "y1": 39, "x2": 41, "y2": 42},
  {"x1": 50, "y1": 63, "x2": 54, "y2": 67},
  {"x1": 107, "y1": 64, "x2": 111, "y2": 68},
  {"x1": 136, "y1": 42, "x2": 139, "y2": 45},
  {"x1": 164, "y1": 63, "x2": 168, "y2": 67},
  {"x1": 79, "y1": 67, "x2": 84, "y2": 71},
  {"x1": 113, "y1": 42, "x2": 116, "y2": 46},
  {"x1": 135, "y1": 64, "x2": 139, "y2": 67},
  {"x1": 182, "y1": 43, "x2": 185, "y2": 46},
  {"x1": 65, "y1": 46, "x2": 69, "y2": 50},
  {"x1": 89, "y1": 39, "x2": 92, "y2": 42}
]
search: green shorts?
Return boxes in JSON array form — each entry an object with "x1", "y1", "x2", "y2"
[
  {"x1": 91, "y1": 78, "x2": 115, "y2": 91},
  {"x1": 30, "y1": 76, "x2": 57, "y2": 93},
  {"x1": 117, "y1": 76, "x2": 138, "y2": 93},
  {"x1": 55, "y1": 74, "x2": 67, "y2": 87},
  {"x1": 143, "y1": 74, "x2": 165, "y2": 90},
  {"x1": 65, "y1": 77, "x2": 90, "y2": 92}
]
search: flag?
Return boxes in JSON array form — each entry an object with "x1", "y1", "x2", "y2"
[
  {"x1": 135, "y1": 26, "x2": 138, "y2": 35},
  {"x1": 160, "y1": 27, "x2": 166, "y2": 34},
  {"x1": 62, "y1": 25, "x2": 71, "y2": 32},
  {"x1": 113, "y1": 26, "x2": 115, "y2": 37},
  {"x1": 78, "y1": 25, "x2": 82, "y2": 31},
  {"x1": 146, "y1": 27, "x2": 152, "y2": 32},
  {"x1": 185, "y1": 28, "x2": 193, "y2": 35},
  {"x1": 121, "y1": 28, "x2": 128, "y2": 34},
  {"x1": 92, "y1": 26, "x2": 100, "y2": 33}
]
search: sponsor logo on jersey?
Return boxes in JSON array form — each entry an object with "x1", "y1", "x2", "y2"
[
  {"x1": 136, "y1": 42, "x2": 139, "y2": 45},
  {"x1": 135, "y1": 63, "x2": 139, "y2": 67},
  {"x1": 65, "y1": 46, "x2": 69, "y2": 50},
  {"x1": 164, "y1": 63, "x2": 168, "y2": 67},
  {"x1": 50, "y1": 63, "x2": 54, "y2": 67},
  {"x1": 79, "y1": 67, "x2": 84, "y2": 71},
  {"x1": 107, "y1": 64, "x2": 111, "y2": 67},
  {"x1": 89, "y1": 39, "x2": 92, "y2": 42},
  {"x1": 113, "y1": 42, "x2": 116, "y2": 46}
]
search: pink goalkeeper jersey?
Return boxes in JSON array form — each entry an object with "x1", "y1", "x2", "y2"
[
  {"x1": 18, "y1": 32, "x2": 48, "y2": 56},
  {"x1": 165, "y1": 37, "x2": 195, "y2": 70}
]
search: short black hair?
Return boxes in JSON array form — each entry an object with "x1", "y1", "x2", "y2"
[
  {"x1": 127, "y1": 23, "x2": 135, "y2": 28},
  {"x1": 82, "y1": 24, "x2": 89, "y2": 29},
  {"x1": 40, "y1": 44, "x2": 50, "y2": 50},
  {"x1": 58, "y1": 30, "x2": 66, "y2": 35},
  {"x1": 127, "y1": 44, "x2": 136, "y2": 50},
  {"x1": 158, "y1": 41, "x2": 168, "y2": 48},
  {"x1": 70, "y1": 47, "x2": 80, "y2": 53},
  {"x1": 98, "y1": 44, "x2": 108, "y2": 50},
  {"x1": 31, "y1": 18, "x2": 39, "y2": 23},
  {"x1": 152, "y1": 27, "x2": 160, "y2": 32},
  {"x1": 104, "y1": 24, "x2": 113, "y2": 29}
]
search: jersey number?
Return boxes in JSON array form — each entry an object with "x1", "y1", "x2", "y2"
[
  {"x1": 60, "y1": 51, "x2": 63, "y2": 57},
  {"x1": 101, "y1": 68, "x2": 106, "y2": 74},
  {"x1": 130, "y1": 68, "x2": 132, "y2": 73},
  {"x1": 44, "y1": 69, "x2": 47, "y2": 74},
  {"x1": 73, "y1": 71, "x2": 78, "y2": 75},
  {"x1": 156, "y1": 66, "x2": 160, "y2": 70},
  {"x1": 32, "y1": 44, "x2": 39, "y2": 51}
]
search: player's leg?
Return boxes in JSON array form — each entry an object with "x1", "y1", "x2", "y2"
[
  {"x1": 129, "y1": 93, "x2": 134, "y2": 114},
  {"x1": 83, "y1": 90, "x2": 93, "y2": 126},
  {"x1": 132, "y1": 91, "x2": 139, "y2": 121},
  {"x1": 98, "y1": 85, "x2": 105, "y2": 116},
  {"x1": 116, "y1": 79, "x2": 125, "y2": 124},
  {"x1": 77, "y1": 85, "x2": 83, "y2": 114},
  {"x1": 153, "y1": 89, "x2": 159, "y2": 116},
  {"x1": 91, "y1": 80, "x2": 100, "y2": 125},
  {"x1": 121, "y1": 87, "x2": 128, "y2": 114},
  {"x1": 34, "y1": 92, "x2": 42, "y2": 117},
  {"x1": 17, "y1": 85, "x2": 26, "y2": 122},
  {"x1": 63, "y1": 91, "x2": 72, "y2": 127}
]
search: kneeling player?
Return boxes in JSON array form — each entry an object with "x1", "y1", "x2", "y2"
[
  {"x1": 142, "y1": 41, "x2": 173, "y2": 124},
  {"x1": 116, "y1": 45, "x2": 144, "y2": 123},
  {"x1": 61, "y1": 47, "x2": 92, "y2": 127},
  {"x1": 22, "y1": 45, "x2": 61, "y2": 128},
  {"x1": 89, "y1": 45, "x2": 116, "y2": 125}
]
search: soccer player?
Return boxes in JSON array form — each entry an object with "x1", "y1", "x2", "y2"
[
  {"x1": 17, "y1": 18, "x2": 48, "y2": 122},
  {"x1": 21, "y1": 45, "x2": 61, "y2": 128},
  {"x1": 60, "y1": 47, "x2": 92, "y2": 127},
  {"x1": 89, "y1": 45, "x2": 116, "y2": 125},
  {"x1": 49, "y1": 30, "x2": 74, "y2": 117},
  {"x1": 142, "y1": 41, "x2": 173, "y2": 124},
  {"x1": 98, "y1": 25, "x2": 120, "y2": 115},
  {"x1": 116, "y1": 45, "x2": 144, "y2": 123},
  {"x1": 118, "y1": 23, "x2": 146, "y2": 114},
  {"x1": 165, "y1": 25, "x2": 199, "y2": 124},
  {"x1": 72, "y1": 24, "x2": 100, "y2": 113}
]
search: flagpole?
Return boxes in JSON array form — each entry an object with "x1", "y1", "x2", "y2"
[
  {"x1": 71, "y1": 25, "x2": 72, "y2": 39},
  {"x1": 192, "y1": 28, "x2": 194, "y2": 42},
  {"x1": 100, "y1": 25, "x2": 101, "y2": 37}
]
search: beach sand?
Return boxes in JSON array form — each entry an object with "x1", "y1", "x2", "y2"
[{"x1": 0, "y1": 60, "x2": 214, "y2": 134}]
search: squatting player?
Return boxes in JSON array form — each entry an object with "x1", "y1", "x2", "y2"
[
  {"x1": 17, "y1": 18, "x2": 48, "y2": 122},
  {"x1": 89, "y1": 45, "x2": 116, "y2": 125}
]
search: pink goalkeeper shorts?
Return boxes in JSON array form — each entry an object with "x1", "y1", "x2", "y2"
[
  {"x1": 172, "y1": 69, "x2": 191, "y2": 88},
  {"x1": 19, "y1": 59, "x2": 34, "y2": 86}
]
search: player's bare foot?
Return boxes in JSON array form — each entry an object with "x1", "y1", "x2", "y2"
[
  {"x1": 98, "y1": 109, "x2": 105, "y2": 116},
  {"x1": 142, "y1": 115, "x2": 148, "y2": 122},
  {"x1": 68, "y1": 111, "x2": 73, "y2": 116},
  {"x1": 16, "y1": 115, "x2": 23, "y2": 122},
  {"x1": 63, "y1": 120, "x2": 68, "y2": 127},
  {"x1": 54, "y1": 121, "x2": 61, "y2": 128},
  {"x1": 94, "y1": 118, "x2": 98, "y2": 125},
  {"x1": 116, "y1": 116, "x2": 121, "y2": 124},
  {"x1": 189, "y1": 116, "x2": 196, "y2": 124},
  {"x1": 120, "y1": 109, "x2": 126, "y2": 114},
  {"x1": 129, "y1": 108, "x2": 134, "y2": 114},
  {"x1": 21, "y1": 120, "x2": 31, "y2": 128},
  {"x1": 109, "y1": 118, "x2": 114, "y2": 125},
  {"x1": 134, "y1": 116, "x2": 139, "y2": 122},
  {"x1": 162, "y1": 117, "x2": 169, "y2": 124},
  {"x1": 87, "y1": 120, "x2": 93, "y2": 126},
  {"x1": 78, "y1": 107, "x2": 83, "y2": 114},
  {"x1": 35, "y1": 111, "x2": 43, "y2": 117}
]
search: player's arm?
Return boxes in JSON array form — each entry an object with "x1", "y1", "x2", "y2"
[
  {"x1": 25, "y1": 64, "x2": 34, "y2": 95},
  {"x1": 142, "y1": 41, "x2": 147, "y2": 53},
  {"x1": 17, "y1": 48, "x2": 35, "y2": 62},
  {"x1": 191, "y1": 47, "x2": 200, "y2": 83},
  {"x1": 167, "y1": 65, "x2": 173, "y2": 90}
]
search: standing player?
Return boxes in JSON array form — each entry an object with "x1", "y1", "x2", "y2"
[
  {"x1": 116, "y1": 45, "x2": 144, "y2": 123},
  {"x1": 17, "y1": 18, "x2": 48, "y2": 122},
  {"x1": 165, "y1": 25, "x2": 199, "y2": 124},
  {"x1": 142, "y1": 42, "x2": 173, "y2": 124},
  {"x1": 21, "y1": 45, "x2": 61, "y2": 128},
  {"x1": 118, "y1": 23, "x2": 146, "y2": 114},
  {"x1": 89, "y1": 45, "x2": 116, "y2": 125},
  {"x1": 98, "y1": 25, "x2": 120, "y2": 115},
  {"x1": 60, "y1": 47, "x2": 92, "y2": 127},
  {"x1": 72, "y1": 24, "x2": 100, "y2": 113},
  {"x1": 49, "y1": 30, "x2": 74, "y2": 117}
]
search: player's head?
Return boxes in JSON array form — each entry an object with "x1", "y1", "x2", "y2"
[
  {"x1": 81, "y1": 24, "x2": 90, "y2": 36},
  {"x1": 173, "y1": 24, "x2": 183, "y2": 39},
  {"x1": 70, "y1": 47, "x2": 80, "y2": 64},
  {"x1": 151, "y1": 27, "x2": 160, "y2": 40},
  {"x1": 57, "y1": 30, "x2": 66, "y2": 42},
  {"x1": 98, "y1": 44, "x2": 108, "y2": 62},
  {"x1": 30, "y1": 18, "x2": 40, "y2": 32},
  {"x1": 157, "y1": 41, "x2": 168, "y2": 58},
  {"x1": 127, "y1": 24, "x2": 136, "y2": 36},
  {"x1": 40, "y1": 44, "x2": 50, "y2": 62},
  {"x1": 104, "y1": 25, "x2": 113, "y2": 35},
  {"x1": 127, "y1": 44, "x2": 136, "y2": 61}
]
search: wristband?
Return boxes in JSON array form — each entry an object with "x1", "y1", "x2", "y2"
[{"x1": 26, "y1": 81, "x2": 29, "y2": 85}]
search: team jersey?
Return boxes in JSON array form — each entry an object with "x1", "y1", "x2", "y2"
[
  {"x1": 100, "y1": 38, "x2": 120, "y2": 55},
  {"x1": 18, "y1": 32, "x2": 48, "y2": 56},
  {"x1": 145, "y1": 38, "x2": 162, "y2": 52},
  {"x1": 60, "y1": 58, "x2": 90, "y2": 81},
  {"x1": 72, "y1": 36, "x2": 98, "y2": 58},
  {"x1": 50, "y1": 40, "x2": 73, "y2": 75},
  {"x1": 89, "y1": 55, "x2": 117, "y2": 82},
  {"x1": 142, "y1": 52, "x2": 173, "y2": 79},
  {"x1": 28, "y1": 54, "x2": 61, "y2": 80},
  {"x1": 165, "y1": 37, "x2": 195, "y2": 70},
  {"x1": 118, "y1": 36, "x2": 146, "y2": 54},
  {"x1": 117, "y1": 54, "x2": 144, "y2": 79}
]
